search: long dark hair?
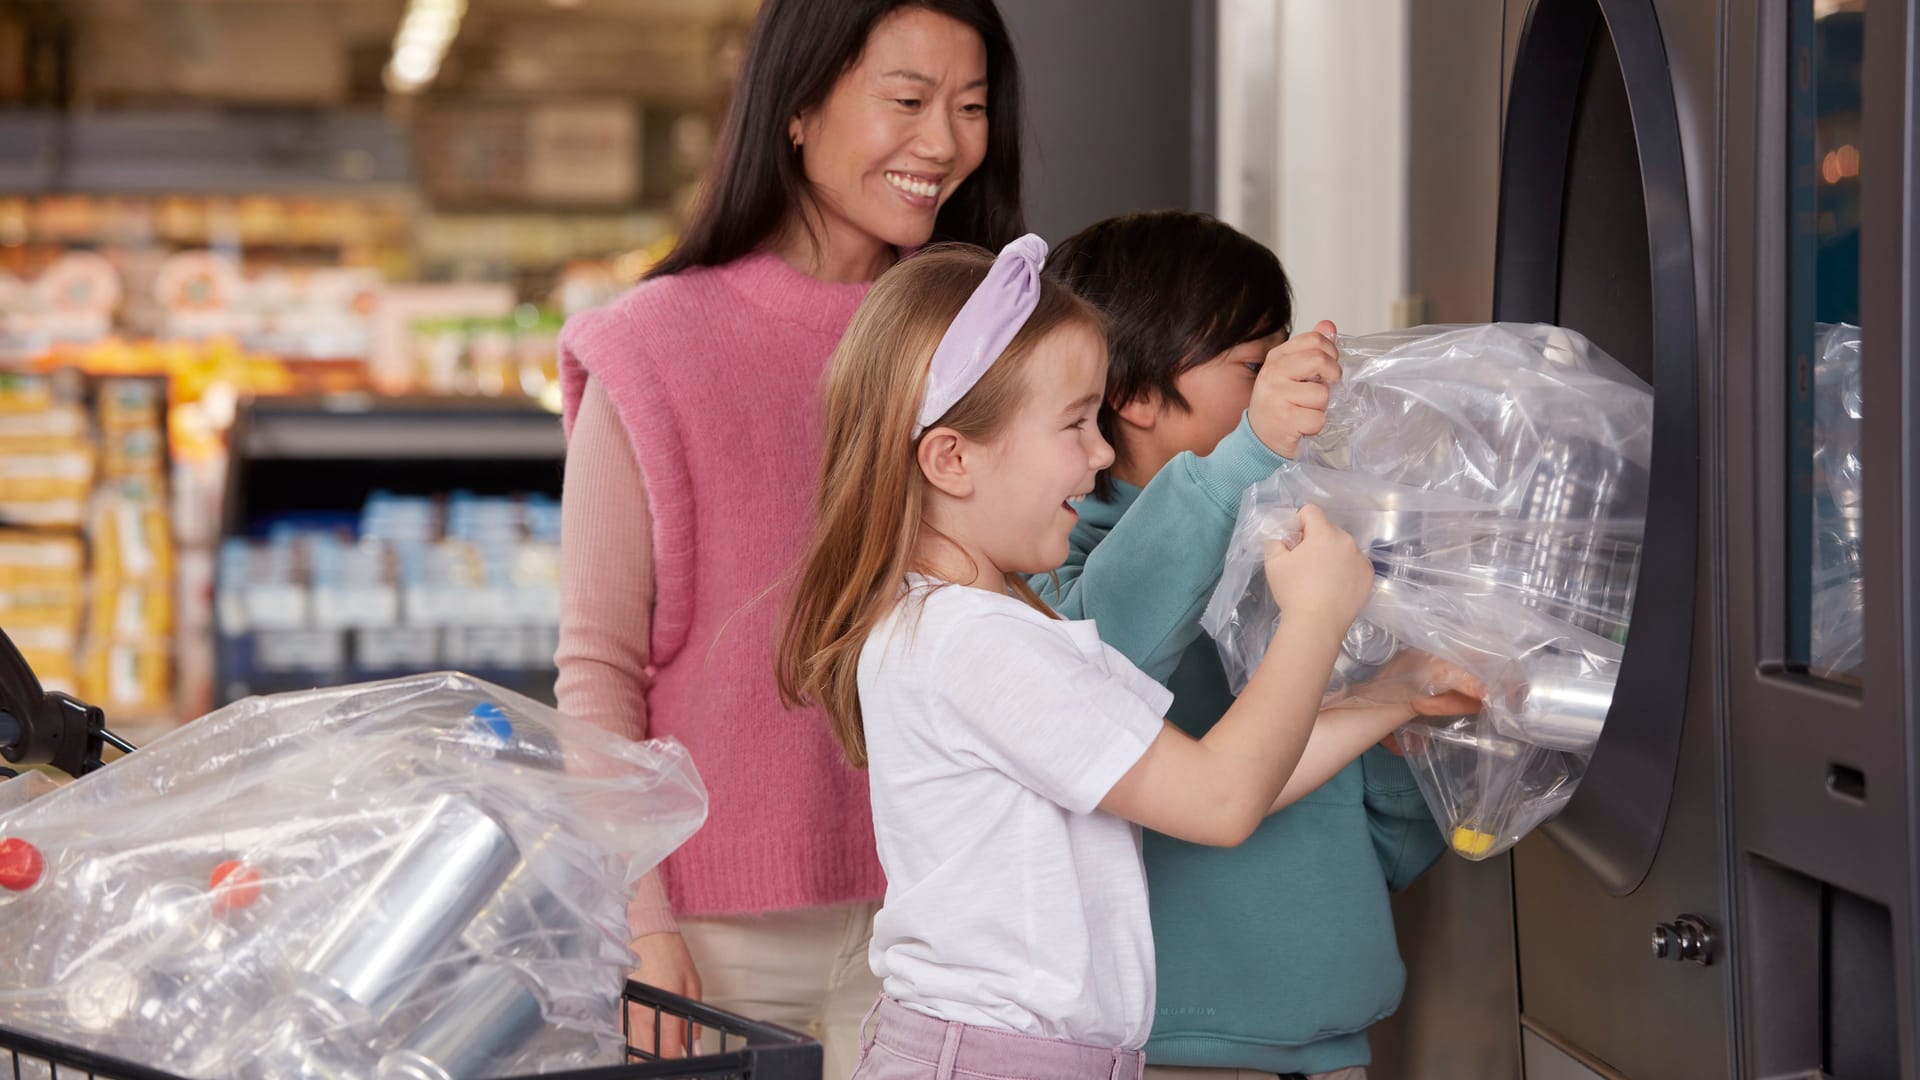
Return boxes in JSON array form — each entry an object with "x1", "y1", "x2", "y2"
[
  {"x1": 1050, "y1": 211, "x2": 1294, "y2": 499},
  {"x1": 648, "y1": 0, "x2": 1026, "y2": 280}
]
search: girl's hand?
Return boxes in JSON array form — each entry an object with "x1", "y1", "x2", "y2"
[
  {"x1": 1262, "y1": 504, "x2": 1374, "y2": 634},
  {"x1": 1249, "y1": 320, "x2": 1342, "y2": 458}
]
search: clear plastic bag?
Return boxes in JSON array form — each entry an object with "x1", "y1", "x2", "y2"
[
  {"x1": 0, "y1": 672, "x2": 708, "y2": 1078},
  {"x1": 0, "y1": 770, "x2": 56, "y2": 815},
  {"x1": 1810, "y1": 322, "x2": 1863, "y2": 679},
  {"x1": 1202, "y1": 323, "x2": 1651, "y2": 860}
]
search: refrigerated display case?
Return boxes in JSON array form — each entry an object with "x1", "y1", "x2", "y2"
[{"x1": 215, "y1": 396, "x2": 566, "y2": 707}]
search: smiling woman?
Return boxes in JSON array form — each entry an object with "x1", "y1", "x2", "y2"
[
  {"x1": 550, "y1": 1, "x2": 1027, "y2": 1076},
  {"x1": 647, "y1": 0, "x2": 1026, "y2": 283},
  {"x1": 783, "y1": 11, "x2": 991, "y2": 279}
]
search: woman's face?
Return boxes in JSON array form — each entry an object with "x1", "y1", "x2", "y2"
[{"x1": 792, "y1": 8, "x2": 990, "y2": 262}]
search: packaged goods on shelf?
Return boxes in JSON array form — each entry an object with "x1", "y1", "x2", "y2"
[
  {"x1": 218, "y1": 493, "x2": 562, "y2": 704},
  {"x1": 81, "y1": 478, "x2": 175, "y2": 720},
  {"x1": 0, "y1": 534, "x2": 84, "y2": 695},
  {"x1": 0, "y1": 539, "x2": 83, "y2": 630},
  {"x1": 0, "y1": 371, "x2": 94, "y2": 530},
  {"x1": 0, "y1": 449, "x2": 94, "y2": 505},
  {"x1": 0, "y1": 402, "x2": 87, "y2": 451},
  {"x1": 407, "y1": 307, "x2": 562, "y2": 402},
  {"x1": 0, "y1": 370, "x2": 182, "y2": 721}
]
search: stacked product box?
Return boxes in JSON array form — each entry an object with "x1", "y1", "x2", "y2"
[
  {"x1": 0, "y1": 532, "x2": 84, "y2": 695},
  {"x1": 0, "y1": 371, "x2": 175, "y2": 715},
  {"x1": 217, "y1": 492, "x2": 561, "y2": 704},
  {"x1": 81, "y1": 378, "x2": 175, "y2": 719},
  {"x1": 0, "y1": 372, "x2": 92, "y2": 530},
  {"x1": 0, "y1": 373, "x2": 90, "y2": 693}
]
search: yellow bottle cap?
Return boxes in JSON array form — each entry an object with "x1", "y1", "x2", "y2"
[{"x1": 1450, "y1": 825, "x2": 1497, "y2": 857}]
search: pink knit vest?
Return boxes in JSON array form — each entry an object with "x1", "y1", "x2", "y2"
[{"x1": 559, "y1": 251, "x2": 886, "y2": 917}]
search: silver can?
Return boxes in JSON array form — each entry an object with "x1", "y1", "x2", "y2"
[
  {"x1": 1330, "y1": 617, "x2": 1400, "y2": 690},
  {"x1": 377, "y1": 963, "x2": 547, "y2": 1080},
  {"x1": 1500, "y1": 654, "x2": 1617, "y2": 752},
  {"x1": 299, "y1": 794, "x2": 522, "y2": 1024},
  {"x1": 462, "y1": 828, "x2": 597, "y2": 961}
]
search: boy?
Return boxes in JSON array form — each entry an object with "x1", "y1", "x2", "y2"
[{"x1": 1036, "y1": 211, "x2": 1445, "y2": 1080}]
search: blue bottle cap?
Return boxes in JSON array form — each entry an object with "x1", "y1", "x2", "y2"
[{"x1": 468, "y1": 702, "x2": 513, "y2": 745}]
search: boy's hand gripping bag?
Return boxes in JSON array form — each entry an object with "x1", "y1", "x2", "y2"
[
  {"x1": 1202, "y1": 323, "x2": 1651, "y2": 860},
  {"x1": 0, "y1": 671, "x2": 708, "y2": 1078}
]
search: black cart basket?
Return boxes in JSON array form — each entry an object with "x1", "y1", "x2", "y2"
[{"x1": 0, "y1": 981, "x2": 823, "y2": 1079}]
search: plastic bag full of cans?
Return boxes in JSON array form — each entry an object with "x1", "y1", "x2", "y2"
[
  {"x1": 0, "y1": 672, "x2": 708, "y2": 1079},
  {"x1": 1202, "y1": 323, "x2": 1651, "y2": 861}
]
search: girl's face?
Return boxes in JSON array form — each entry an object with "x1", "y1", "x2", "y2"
[
  {"x1": 792, "y1": 8, "x2": 990, "y2": 268},
  {"x1": 968, "y1": 323, "x2": 1115, "y2": 576}
]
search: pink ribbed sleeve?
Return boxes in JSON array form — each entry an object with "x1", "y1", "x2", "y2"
[{"x1": 555, "y1": 376, "x2": 676, "y2": 937}]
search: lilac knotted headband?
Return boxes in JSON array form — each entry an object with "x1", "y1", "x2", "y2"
[{"x1": 912, "y1": 233, "x2": 1049, "y2": 438}]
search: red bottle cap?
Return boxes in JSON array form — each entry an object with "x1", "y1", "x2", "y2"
[
  {"x1": 0, "y1": 838, "x2": 44, "y2": 892},
  {"x1": 210, "y1": 859, "x2": 262, "y2": 916}
]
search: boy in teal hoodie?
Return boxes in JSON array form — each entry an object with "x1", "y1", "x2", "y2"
[{"x1": 1034, "y1": 212, "x2": 1449, "y2": 1079}]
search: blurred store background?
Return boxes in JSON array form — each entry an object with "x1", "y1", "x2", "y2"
[
  {"x1": 0, "y1": 0, "x2": 758, "y2": 731},
  {"x1": 0, "y1": 0, "x2": 1214, "y2": 737}
]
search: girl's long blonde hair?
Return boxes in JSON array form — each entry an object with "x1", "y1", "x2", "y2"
[{"x1": 777, "y1": 243, "x2": 1105, "y2": 767}]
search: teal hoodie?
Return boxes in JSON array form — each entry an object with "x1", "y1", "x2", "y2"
[{"x1": 1032, "y1": 415, "x2": 1445, "y2": 1075}]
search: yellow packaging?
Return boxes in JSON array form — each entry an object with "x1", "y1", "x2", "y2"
[
  {"x1": 0, "y1": 500, "x2": 86, "y2": 529},
  {"x1": 90, "y1": 581, "x2": 174, "y2": 641},
  {"x1": 90, "y1": 483, "x2": 174, "y2": 585},
  {"x1": 81, "y1": 638, "x2": 170, "y2": 718},
  {"x1": 0, "y1": 531, "x2": 84, "y2": 587},
  {"x1": 21, "y1": 649, "x2": 77, "y2": 696},
  {"x1": 0, "y1": 374, "x2": 59, "y2": 415},
  {"x1": 0, "y1": 587, "x2": 84, "y2": 631},
  {"x1": 11, "y1": 625, "x2": 79, "y2": 695},
  {"x1": 97, "y1": 378, "x2": 166, "y2": 431},
  {"x1": 0, "y1": 450, "x2": 95, "y2": 503},
  {"x1": 103, "y1": 426, "x2": 166, "y2": 479},
  {"x1": 0, "y1": 405, "x2": 88, "y2": 452}
]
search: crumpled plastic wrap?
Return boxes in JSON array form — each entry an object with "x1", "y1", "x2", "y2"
[
  {"x1": 1810, "y1": 322, "x2": 1863, "y2": 679},
  {"x1": 0, "y1": 672, "x2": 708, "y2": 1079},
  {"x1": 0, "y1": 771, "x2": 56, "y2": 816},
  {"x1": 1202, "y1": 323, "x2": 1651, "y2": 860}
]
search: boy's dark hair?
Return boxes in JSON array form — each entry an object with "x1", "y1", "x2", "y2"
[{"x1": 1048, "y1": 211, "x2": 1293, "y2": 499}]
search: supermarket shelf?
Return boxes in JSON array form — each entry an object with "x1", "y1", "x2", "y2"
[
  {"x1": 0, "y1": 110, "x2": 414, "y2": 195},
  {"x1": 234, "y1": 396, "x2": 566, "y2": 461}
]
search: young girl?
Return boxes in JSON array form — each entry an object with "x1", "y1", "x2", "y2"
[{"x1": 778, "y1": 236, "x2": 1453, "y2": 1080}]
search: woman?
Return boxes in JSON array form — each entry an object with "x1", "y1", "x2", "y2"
[{"x1": 553, "y1": 1, "x2": 1026, "y2": 1075}]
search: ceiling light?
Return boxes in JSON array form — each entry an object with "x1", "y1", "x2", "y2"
[{"x1": 384, "y1": 0, "x2": 465, "y2": 95}]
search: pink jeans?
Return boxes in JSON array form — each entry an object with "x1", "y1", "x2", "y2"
[{"x1": 848, "y1": 996, "x2": 1146, "y2": 1080}]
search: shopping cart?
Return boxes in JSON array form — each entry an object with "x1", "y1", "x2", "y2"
[
  {"x1": 0, "y1": 630, "x2": 825, "y2": 1080},
  {"x1": 0, "y1": 981, "x2": 823, "y2": 1080}
]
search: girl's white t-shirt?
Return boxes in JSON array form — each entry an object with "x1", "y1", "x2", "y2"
[{"x1": 857, "y1": 578, "x2": 1172, "y2": 1049}]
